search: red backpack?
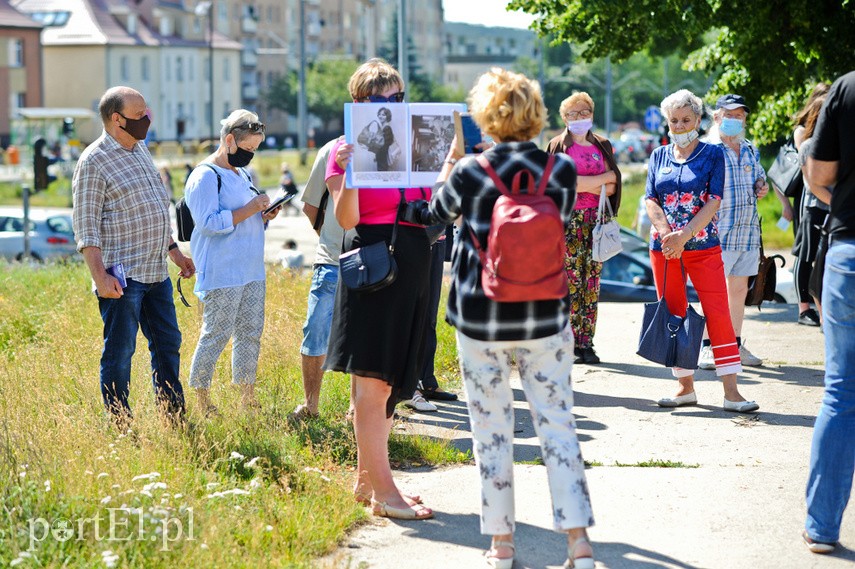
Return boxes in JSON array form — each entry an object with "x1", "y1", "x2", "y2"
[{"x1": 470, "y1": 153, "x2": 568, "y2": 302}]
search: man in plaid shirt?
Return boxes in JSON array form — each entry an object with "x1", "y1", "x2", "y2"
[
  {"x1": 698, "y1": 94, "x2": 769, "y2": 369},
  {"x1": 73, "y1": 86, "x2": 195, "y2": 425}
]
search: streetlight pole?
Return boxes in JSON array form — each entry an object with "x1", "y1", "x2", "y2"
[
  {"x1": 298, "y1": 0, "x2": 307, "y2": 158},
  {"x1": 397, "y1": 0, "x2": 407, "y2": 90},
  {"x1": 208, "y1": 6, "x2": 214, "y2": 144}
]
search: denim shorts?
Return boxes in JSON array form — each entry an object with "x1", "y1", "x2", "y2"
[
  {"x1": 300, "y1": 264, "x2": 339, "y2": 356},
  {"x1": 722, "y1": 248, "x2": 760, "y2": 277}
]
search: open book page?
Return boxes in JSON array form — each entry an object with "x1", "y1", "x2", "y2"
[{"x1": 344, "y1": 102, "x2": 466, "y2": 188}]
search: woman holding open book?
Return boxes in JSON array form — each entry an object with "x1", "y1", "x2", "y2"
[{"x1": 324, "y1": 58, "x2": 434, "y2": 520}]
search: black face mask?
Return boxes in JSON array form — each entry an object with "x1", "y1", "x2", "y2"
[
  {"x1": 118, "y1": 112, "x2": 151, "y2": 141},
  {"x1": 227, "y1": 146, "x2": 255, "y2": 168}
]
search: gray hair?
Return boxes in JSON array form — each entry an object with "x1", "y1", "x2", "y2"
[
  {"x1": 220, "y1": 109, "x2": 262, "y2": 143},
  {"x1": 660, "y1": 89, "x2": 703, "y2": 120}
]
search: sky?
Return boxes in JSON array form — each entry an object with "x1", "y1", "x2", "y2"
[{"x1": 442, "y1": 0, "x2": 536, "y2": 30}]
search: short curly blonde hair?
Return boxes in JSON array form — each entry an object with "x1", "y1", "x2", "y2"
[
  {"x1": 468, "y1": 68, "x2": 546, "y2": 142},
  {"x1": 348, "y1": 58, "x2": 403, "y2": 101},
  {"x1": 559, "y1": 92, "x2": 595, "y2": 121}
]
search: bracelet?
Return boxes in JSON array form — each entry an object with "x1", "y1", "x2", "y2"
[
  {"x1": 444, "y1": 158, "x2": 458, "y2": 166},
  {"x1": 168, "y1": 242, "x2": 178, "y2": 251}
]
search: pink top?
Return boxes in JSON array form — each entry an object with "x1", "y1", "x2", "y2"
[
  {"x1": 325, "y1": 139, "x2": 430, "y2": 226},
  {"x1": 565, "y1": 142, "x2": 606, "y2": 209}
]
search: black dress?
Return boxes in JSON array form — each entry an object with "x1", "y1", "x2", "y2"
[{"x1": 325, "y1": 223, "x2": 431, "y2": 417}]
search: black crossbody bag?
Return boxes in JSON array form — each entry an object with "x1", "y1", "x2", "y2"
[{"x1": 339, "y1": 189, "x2": 404, "y2": 293}]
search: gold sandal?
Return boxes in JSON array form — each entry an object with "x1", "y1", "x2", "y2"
[{"x1": 371, "y1": 500, "x2": 433, "y2": 520}]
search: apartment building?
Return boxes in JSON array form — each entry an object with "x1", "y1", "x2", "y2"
[
  {"x1": 0, "y1": 0, "x2": 43, "y2": 146},
  {"x1": 444, "y1": 21, "x2": 536, "y2": 93},
  {"x1": 12, "y1": 0, "x2": 241, "y2": 144}
]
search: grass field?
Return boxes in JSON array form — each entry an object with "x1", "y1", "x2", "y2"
[{"x1": 0, "y1": 262, "x2": 466, "y2": 568}]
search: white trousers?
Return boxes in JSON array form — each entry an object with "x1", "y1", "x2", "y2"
[
  {"x1": 189, "y1": 280, "x2": 265, "y2": 389},
  {"x1": 456, "y1": 323, "x2": 594, "y2": 535}
]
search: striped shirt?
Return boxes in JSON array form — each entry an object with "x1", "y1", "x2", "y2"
[
  {"x1": 72, "y1": 131, "x2": 172, "y2": 283},
  {"x1": 716, "y1": 139, "x2": 766, "y2": 251},
  {"x1": 428, "y1": 141, "x2": 577, "y2": 342}
]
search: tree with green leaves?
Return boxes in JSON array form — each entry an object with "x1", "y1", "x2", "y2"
[
  {"x1": 264, "y1": 58, "x2": 359, "y2": 131},
  {"x1": 508, "y1": 0, "x2": 855, "y2": 144}
]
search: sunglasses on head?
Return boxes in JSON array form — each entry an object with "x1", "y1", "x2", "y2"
[
  {"x1": 359, "y1": 92, "x2": 406, "y2": 103},
  {"x1": 177, "y1": 277, "x2": 193, "y2": 308},
  {"x1": 234, "y1": 121, "x2": 265, "y2": 133}
]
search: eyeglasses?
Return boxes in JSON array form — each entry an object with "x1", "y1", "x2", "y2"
[
  {"x1": 359, "y1": 92, "x2": 406, "y2": 103},
  {"x1": 177, "y1": 277, "x2": 193, "y2": 308},
  {"x1": 565, "y1": 109, "x2": 592, "y2": 120},
  {"x1": 234, "y1": 121, "x2": 265, "y2": 133}
]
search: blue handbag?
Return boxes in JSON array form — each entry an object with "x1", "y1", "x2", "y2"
[{"x1": 637, "y1": 260, "x2": 706, "y2": 369}]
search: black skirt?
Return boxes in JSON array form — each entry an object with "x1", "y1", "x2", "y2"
[{"x1": 325, "y1": 224, "x2": 431, "y2": 417}]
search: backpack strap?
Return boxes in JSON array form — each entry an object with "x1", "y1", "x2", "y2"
[
  {"x1": 200, "y1": 163, "x2": 222, "y2": 193},
  {"x1": 537, "y1": 154, "x2": 556, "y2": 196},
  {"x1": 475, "y1": 154, "x2": 510, "y2": 196}
]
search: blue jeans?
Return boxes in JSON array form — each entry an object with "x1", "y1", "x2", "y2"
[
  {"x1": 300, "y1": 264, "x2": 339, "y2": 356},
  {"x1": 98, "y1": 277, "x2": 185, "y2": 417},
  {"x1": 805, "y1": 236, "x2": 855, "y2": 542}
]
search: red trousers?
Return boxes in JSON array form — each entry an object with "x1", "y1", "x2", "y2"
[{"x1": 650, "y1": 247, "x2": 742, "y2": 377}]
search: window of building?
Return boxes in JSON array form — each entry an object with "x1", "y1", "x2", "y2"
[
  {"x1": 141, "y1": 55, "x2": 150, "y2": 81},
  {"x1": 224, "y1": 58, "x2": 230, "y2": 81},
  {"x1": 11, "y1": 92, "x2": 25, "y2": 111},
  {"x1": 204, "y1": 56, "x2": 210, "y2": 80},
  {"x1": 120, "y1": 56, "x2": 130, "y2": 81},
  {"x1": 9, "y1": 38, "x2": 24, "y2": 67},
  {"x1": 176, "y1": 56, "x2": 184, "y2": 81},
  {"x1": 189, "y1": 57, "x2": 194, "y2": 81},
  {"x1": 165, "y1": 57, "x2": 172, "y2": 81}
]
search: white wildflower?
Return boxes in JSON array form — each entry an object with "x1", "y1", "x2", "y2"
[
  {"x1": 265, "y1": 525, "x2": 273, "y2": 532},
  {"x1": 100, "y1": 496, "x2": 112, "y2": 505},
  {"x1": 18, "y1": 471, "x2": 25, "y2": 479},
  {"x1": 303, "y1": 467, "x2": 322, "y2": 474},
  {"x1": 207, "y1": 488, "x2": 251, "y2": 499},
  {"x1": 139, "y1": 490, "x2": 153, "y2": 498},
  {"x1": 97, "y1": 456, "x2": 105, "y2": 461},
  {"x1": 97, "y1": 473, "x2": 109, "y2": 479},
  {"x1": 111, "y1": 484, "x2": 120, "y2": 490},
  {"x1": 205, "y1": 482, "x2": 220, "y2": 491},
  {"x1": 85, "y1": 470, "x2": 94, "y2": 476},
  {"x1": 109, "y1": 443, "x2": 115, "y2": 448},
  {"x1": 44, "y1": 480, "x2": 51, "y2": 492},
  {"x1": 131, "y1": 472, "x2": 161, "y2": 482},
  {"x1": 248, "y1": 478, "x2": 262, "y2": 490},
  {"x1": 10, "y1": 559, "x2": 23, "y2": 567},
  {"x1": 200, "y1": 543, "x2": 209, "y2": 550},
  {"x1": 174, "y1": 493, "x2": 183, "y2": 499},
  {"x1": 18, "y1": 552, "x2": 31, "y2": 558},
  {"x1": 229, "y1": 451, "x2": 246, "y2": 461},
  {"x1": 244, "y1": 456, "x2": 261, "y2": 468},
  {"x1": 234, "y1": 505, "x2": 242, "y2": 511},
  {"x1": 142, "y1": 482, "x2": 167, "y2": 493},
  {"x1": 160, "y1": 498, "x2": 169, "y2": 504}
]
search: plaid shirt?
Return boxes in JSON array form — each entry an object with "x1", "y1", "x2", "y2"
[
  {"x1": 716, "y1": 140, "x2": 766, "y2": 251},
  {"x1": 428, "y1": 141, "x2": 577, "y2": 342},
  {"x1": 72, "y1": 131, "x2": 172, "y2": 283}
]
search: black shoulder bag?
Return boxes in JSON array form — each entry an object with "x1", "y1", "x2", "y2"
[{"x1": 339, "y1": 189, "x2": 404, "y2": 293}]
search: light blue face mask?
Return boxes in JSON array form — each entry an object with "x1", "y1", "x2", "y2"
[{"x1": 720, "y1": 117, "x2": 744, "y2": 137}]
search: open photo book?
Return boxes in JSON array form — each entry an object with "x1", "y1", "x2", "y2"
[{"x1": 343, "y1": 102, "x2": 466, "y2": 188}]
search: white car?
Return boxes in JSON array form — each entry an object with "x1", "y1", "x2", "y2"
[
  {"x1": 774, "y1": 264, "x2": 799, "y2": 304},
  {"x1": 0, "y1": 207, "x2": 79, "y2": 262}
]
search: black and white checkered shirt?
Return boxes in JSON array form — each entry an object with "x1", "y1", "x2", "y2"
[
  {"x1": 73, "y1": 131, "x2": 172, "y2": 283},
  {"x1": 429, "y1": 141, "x2": 577, "y2": 341}
]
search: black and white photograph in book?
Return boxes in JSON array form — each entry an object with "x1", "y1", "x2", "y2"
[
  {"x1": 353, "y1": 102, "x2": 406, "y2": 173},
  {"x1": 411, "y1": 113, "x2": 455, "y2": 173}
]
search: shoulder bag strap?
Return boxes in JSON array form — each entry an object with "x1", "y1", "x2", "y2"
[{"x1": 390, "y1": 188, "x2": 405, "y2": 254}]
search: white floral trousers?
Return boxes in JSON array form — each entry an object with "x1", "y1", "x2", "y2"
[
  {"x1": 189, "y1": 280, "x2": 265, "y2": 389},
  {"x1": 457, "y1": 323, "x2": 594, "y2": 535}
]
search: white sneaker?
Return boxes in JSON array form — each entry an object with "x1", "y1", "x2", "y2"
[
  {"x1": 739, "y1": 343, "x2": 763, "y2": 366},
  {"x1": 403, "y1": 391, "x2": 437, "y2": 412},
  {"x1": 698, "y1": 345, "x2": 715, "y2": 370}
]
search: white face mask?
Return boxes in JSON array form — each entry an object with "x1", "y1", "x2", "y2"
[{"x1": 670, "y1": 129, "x2": 699, "y2": 148}]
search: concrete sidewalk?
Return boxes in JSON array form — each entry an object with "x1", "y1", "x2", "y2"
[{"x1": 324, "y1": 302, "x2": 854, "y2": 569}]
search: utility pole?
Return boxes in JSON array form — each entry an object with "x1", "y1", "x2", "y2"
[
  {"x1": 604, "y1": 57, "x2": 613, "y2": 138},
  {"x1": 397, "y1": 0, "x2": 408, "y2": 91},
  {"x1": 208, "y1": 7, "x2": 214, "y2": 144},
  {"x1": 298, "y1": 0, "x2": 308, "y2": 159}
]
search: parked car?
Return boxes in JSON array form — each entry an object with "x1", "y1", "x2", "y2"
[
  {"x1": 600, "y1": 226, "x2": 699, "y2": 302},
  {"x1": 0, "y1": 207, "x2": 79, "y2": 262}
]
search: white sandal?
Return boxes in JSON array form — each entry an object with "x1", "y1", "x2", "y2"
[
  {"x1": 564, "y1": 536, "x2": 595, "y2": 569},
  {"x1": 485, "y1": 539, "x2": 515, "y2": 569}
]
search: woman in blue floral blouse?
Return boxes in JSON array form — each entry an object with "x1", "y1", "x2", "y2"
[{"x1": 645, "y1": 89, "x2": 759, "y2": 413}]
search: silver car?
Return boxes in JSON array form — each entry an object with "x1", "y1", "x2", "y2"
[{"x1": 0, "y1": 207, "x2": 79, "y2": 262}]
